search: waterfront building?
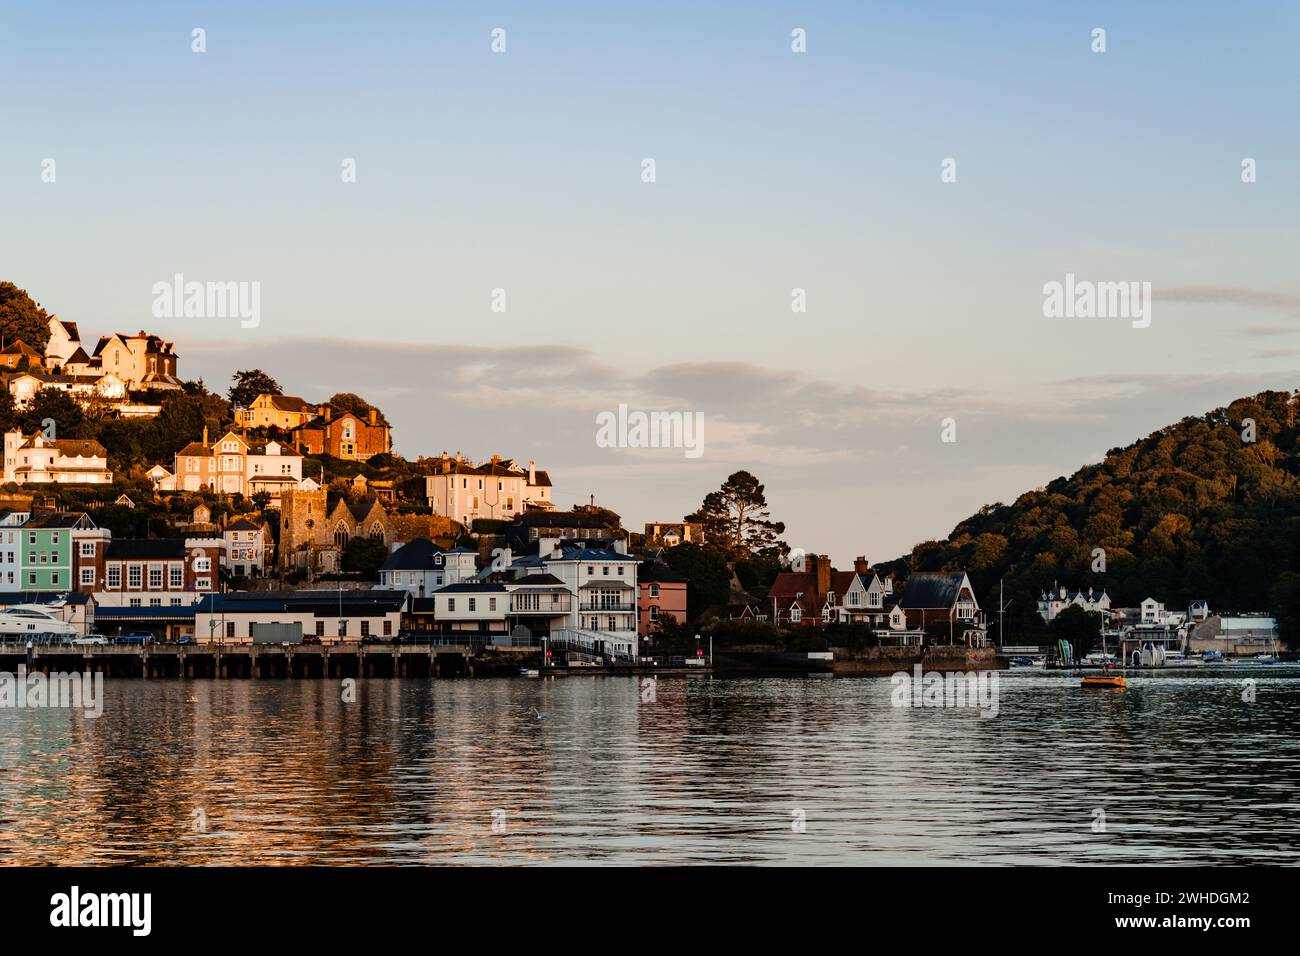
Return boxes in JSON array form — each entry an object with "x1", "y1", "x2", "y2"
[
  {"x1": 91, "y1": 537, "x2": 222, "y2": 607},
  {"x1": 0, "y1": 509, "x2": 31, "y2": 592},
  {"x1": 1037, "y1": 584, "x2": 1111, "y2": 623},
  {"x1": 193, "y1": 589, "x2": 406, "y2": 644},
  {"x1": 17, "y1": 512, "x2": 96, "y2": 591},
  {"x1": 637, "y1": 560, "x2": 688, "y2": 637}
]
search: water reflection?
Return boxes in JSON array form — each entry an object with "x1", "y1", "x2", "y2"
[{"x1": 1, "y1": 669, "x2": 1297, "y2": 864}]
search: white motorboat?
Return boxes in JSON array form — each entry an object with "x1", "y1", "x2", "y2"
[{"x1": 0, "y1": 605, "x2": 78, "y2": 639}]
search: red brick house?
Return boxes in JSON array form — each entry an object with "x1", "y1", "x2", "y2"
[{"x1": 289, "y1": 407, "x2": 391, "y2": 461}]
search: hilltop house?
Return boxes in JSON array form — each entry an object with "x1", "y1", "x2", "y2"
[
  {"x1": 288, "y1": 407, "x2": 391, "y2": 461},
  {"x1": 643, "y1": 521, "x2": 704, "y2": 547},
  {"x1": 234, "y1": 393, "x2": 319, "y2": 431},
  {"x1": 2, "y1": 431, "x2": 113, "y2": 485},
  {"x1": 424, "y1": 453, "x2": 553, "y2": 524},
  {"x1": 165, "y1": 428, "x2": 305, "y2": 505}
]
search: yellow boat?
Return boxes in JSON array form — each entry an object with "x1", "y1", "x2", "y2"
[{"x1": 1081, "y1": 674, "x2": 1127, "y2": 689}]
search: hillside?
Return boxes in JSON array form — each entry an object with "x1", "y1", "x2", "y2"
[{"x1": 876, "y1": 390, "x2": 1300, "y2": 644}]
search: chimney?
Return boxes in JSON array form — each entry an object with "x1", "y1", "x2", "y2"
[
  {"x1": 368, "y1": 408, "x2": 377, "y2": 425},
  {"x1": 528, "y1": 459, "x2": 536, "y2": 484},
  {"x1": 613, "y1": 537, "x2": 627, "y2": 555},
  {"x1": 815, "y1": 554, "x2": 830, "y2": 596},
  {"x1": 490, "y1": 454, "x2": 500, "y2": 465},
  {"x1": 454, "y1": 451, "x2": 462, "y2": 464},
  {"x1": 853, "y1": 555, "x2": 869, "y2": 575},
  {"x1": 202, "y1": 424, "x2": 209, "y2": 445}
]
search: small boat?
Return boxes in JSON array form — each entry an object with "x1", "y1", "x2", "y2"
[
  {"x1": 518, "y1": 667, "x2": 540, "y2": 678},
  {"x1": 1253, "y1": 654, "x2": 1279, "y2": 665},
  {"x1": 1080, "y1": 627, "x2": 1126, "y2": 690},
  {"x1": 1081, "y1": 673, "x2": 1127, "y2": 689}
]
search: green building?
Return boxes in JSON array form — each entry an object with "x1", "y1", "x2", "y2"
[{"x1": 18, "y1": 513, "x2": 94, "y2": 592}]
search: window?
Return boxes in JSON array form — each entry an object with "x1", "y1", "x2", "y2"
[
  {"x1": 468, "y1": 598, "x2": 476, "y2": 612},
  {"x1": 169, "y1": 565, "x2": 183, "y2": 588},
  {"x1": 338, "y1": 620, "x2": 346, "y2": 637},
  {"x1": 128, "y1": 565, "x2": 142, "y2": 588},
  {"x1": 170, "y1": 598, "x2": 182, "y2": 606},
  {"x1": 107, "y1": 565, "x2": 121, "y2": 588},
  {"x1": 51, "y1": 572, "x2": 60, "y2": 586},
  {"x1": 80, "y1": 542, "x2": 95, "y2": 557},
  {"x1": 194, "y1": 557, "x2": 211, "y2": 573},
  {"x1": 489, "y1": 597, "x2": 496, "y2": 612},
  {"x1": 148, "y1": 565, "x2": 163, "y2": 589},
  {"x1": 448, "y1": 598, "x2": 456, "y2": 612},
  {"x1": 361, "y1": 621, "x2": 370, "y2": 637},
  {"x1": 649, "y1": 584, "x2": 660, "y2": 598},
  {"x1": 649, "y1": 606, "x2": 660, "y2": 620},
  {"x1": 608, "y1": 616, "x2": 616, "y2": 631},
  {"x1": 383, "y1": 620, "x2": 392, "y2": 636},
  {"x1": 80, "y1": 568, "x2": 94, "y2": 586},
  {"x1": 27, "y1": 533, "x2": 35, "y2": 546},
  {"x1": 149, "y1": 598, "x2": 161, "y2": 607},
  {"x1": 315, "y1": 621, "x2": 324, "y2": 637},
  {"x1": 196, "y1": 577, "x2": 211, "y2": 590},
  {"x1": 129, "y1": 598, "x2": 141, "y2": 607},
  {"x1": 791, "y1": 608, "x2": 802, "y2": 623},
  {"x1": 226, "y1": 622, "x2": 235, "y2": 638}
]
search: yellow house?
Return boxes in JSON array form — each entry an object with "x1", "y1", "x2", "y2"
[{"x1": 235, "y1": 393, "x2": 318, "y2": 430}]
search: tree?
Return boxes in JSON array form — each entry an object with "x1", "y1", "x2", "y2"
[
  {"x1": 228, "y1": 369, "x2": 281, "y2": 408},
  {"x1": 19, "y1": 389, "x2": 85, "y2": 438},
  {"x1": 341, "y1": 537, "x2": 388, "y2": 578},
  {"x1": 1050, "y1": 605, "x2": 1104, "y2": 661},
  {"x1": 662, "y1": 543, "x2": 731, "y2": 621},
  {"x1": 687, "y1": 470, "x2": 787, "y2": 559},
  {"x1": 329, "y1": 392, "x2": 381, "y2": 421},
  {"x1": 0, "y1": 282, "x2": 52, "y2": 351}
]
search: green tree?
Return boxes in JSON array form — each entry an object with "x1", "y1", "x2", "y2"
[
  {"x1": 228, "y1": 369, "x2": 282, "y2": 408},
  {"x1": 662, "y1": 543, "x2": 731, "y2": 621},
  {"x1": 341, "y1": 537, "x2": 388, "y2": 578},
  {"x1": 687, "y1": 470, "x2": 787, "y2": 559},
  {"x1": 0, "y1": 282, "x2": 52, "y2": 350},
  {"x1": 329, "y1": 392, "x2": 382, "y2": 421},
  {"x1": 19, "y1": 389, "x2": 85, "y2": 438}
]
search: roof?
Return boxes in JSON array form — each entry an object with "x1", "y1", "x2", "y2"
[
  {"x1": 23, "y1": 513, "x2": 95, "y2": 529},
  {"x1": 263, "y1": 394, "x2": 314, "y2": 413},
  {"x1": 176, "y1": 441, "x2": 212, "y2": 457},
  {"x1": 0, "y1": 591, "x2": 91, "y2": 606},
  {"x1": 379, "y1": 539, "x2": 450, "y2": 572},
  {"x1": 226, "y1": 518, "x2": 260, "y2": 531},
  {"x1": 514, "y1": 511, "x2": 612, "y2": 529},
  {"x1": 195, "y1": 589, "x2": 406, "y2": 616},
  {"x1": 54, "y1": 439, "x2": 107, "y2": 458},
  {"x1": 512, "y1": 573, "x2": 565, "y2": 586},
  {"x1": 106, "y1": 538, "x2": 188, "y2": 559},
  {"x1": 95, "y1": 606, "x2": 196, "y2": 620},
  {"x1": 768, "y1": 571, "x2": 818, "y2": 601},
  {"x1": 52, "y1": 318, "x2": 80, "y2": 341},
  {"x1": 433, "y1": 582, "x2": 507, "y2": 593},
  {"x1": 899, "y1": 572, "x2": 971, "y2": 610}
]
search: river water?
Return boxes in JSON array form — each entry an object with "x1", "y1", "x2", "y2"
[{"x1": 1, "y1": 668, "x2": 1297, "y2": 865}]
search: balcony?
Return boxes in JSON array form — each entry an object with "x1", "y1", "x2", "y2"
[
  {"x1": 509, "y1": 595, "x2": 571, "y2": 614},
  {"x1": 578, "y1": 602, "x2": 636, "y2": 612}
]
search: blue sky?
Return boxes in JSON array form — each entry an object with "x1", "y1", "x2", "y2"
[{"x1": 3, "y1": 2, "x2": 1297, "y2": 562}]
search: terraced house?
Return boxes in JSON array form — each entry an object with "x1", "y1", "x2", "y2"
[{"x1": 17, "y1": 512, "x2": 96, "y2": 591}]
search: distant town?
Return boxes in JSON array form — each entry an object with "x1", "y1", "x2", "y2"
[{"x1": 0, "y1": 297, "x2": 1285, "y2": 667}]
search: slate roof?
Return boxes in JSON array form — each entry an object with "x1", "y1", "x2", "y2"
[
  {"x1": 380, "y1": 539, "x2": 449, "y2": 572},
  {"x1": 899, "y1": 572, "x2": 970, "y2": 610},
  {"x1": 106, "y1": 538, "x2": 188, "y2": 559}
]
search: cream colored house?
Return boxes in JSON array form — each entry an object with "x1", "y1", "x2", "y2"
[
  {"x1": 424, "y1": 453, "x2": 553, "y2": 524},
  {"x1": 171, "y1": 429, "x2": 305, "y2": 505},
  {"x1": 2, "y1": 431, "x2": 113, "y2": 485}
]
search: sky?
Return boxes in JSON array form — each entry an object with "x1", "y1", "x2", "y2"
[{"x1": 2, "y1": 2, "x2": 1297, "y2": 564}]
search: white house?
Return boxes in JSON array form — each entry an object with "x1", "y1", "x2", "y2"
[
  {"x1": 223, "y1": 518, "x2": 267, "y2": 577},
  {"x1": 1038, "y1": 584, "x2": 1112, "y2": 623},
  {"x1": 3, "y1": 431, "x2": 113, "y2": 485},
  {"x1": 377, "y1": 540, "x2": 479, "y2": 596},
  {"x1": 424, "y1": 453, "x2": 553, "y2": 523},
  {"x1": 0, "y1": 509, "x2": 31, "y2": 592}
]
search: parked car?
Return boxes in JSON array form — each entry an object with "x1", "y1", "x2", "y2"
[
  {"x1": 177, "y1": 636, "x2": 192, "y2": 645},
  {"x1": 115, "y1": 633, "x2": 154, "y2": 646},
  {"x1": 72, "y1": 636, "x2": 108, "y2": 646}
]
